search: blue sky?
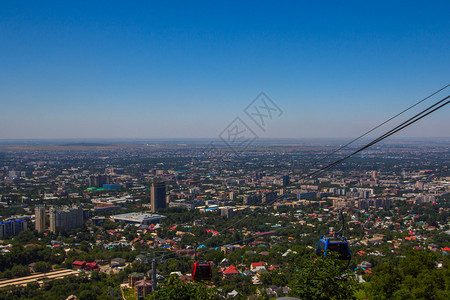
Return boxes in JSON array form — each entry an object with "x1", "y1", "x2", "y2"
[{"x1": 0, "y1": 1, "x2": 449, "y2": 139}]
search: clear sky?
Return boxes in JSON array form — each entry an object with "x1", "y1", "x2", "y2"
[{"x1": 0, "y1": 1, "x2": 449, "y2": 140}]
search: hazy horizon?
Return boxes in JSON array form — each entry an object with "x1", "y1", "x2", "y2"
[{"x1": 0, "y1": 136, "x2": 449, "y2": 146}]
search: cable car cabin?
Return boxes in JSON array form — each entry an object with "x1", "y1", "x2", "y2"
[
  {"x1": 316, "y1": 235, "x2": 351, "y2": 266},
  {"x1": 192, "y1": 261, "x2": 212, "y2": 282}
]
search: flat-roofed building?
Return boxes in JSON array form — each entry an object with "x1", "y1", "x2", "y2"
[
  {"x1": 168, "y1": 199, "x2": 200, "y2": 211},
  {"x1": 110, "y1": 213, "x2": 167, "y2": 225}
]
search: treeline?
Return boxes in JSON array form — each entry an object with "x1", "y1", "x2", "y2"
[
  {"x1": 0, "y1": 245, "x2": 65, "y2": 279},
  {"x1": 0, "y1": 272, "x2": 121, "y2": 300}
]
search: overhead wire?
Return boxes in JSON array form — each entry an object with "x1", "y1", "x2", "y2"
[
  {"x1": 212, "y1": 91, "x2": 450, "y2": 237},
  {"x1": 308, "y1": 84, "x2": 449, "y2": 167},
  {"x1": 151, "y1": 87, "x2": 450, "y2": 262},
  {"x1": 304, "y1": 95, "x2": 450, "y2": 180}
]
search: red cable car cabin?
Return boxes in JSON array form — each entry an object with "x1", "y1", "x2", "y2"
[{"x1": 192, "y1": 261, "x2": 212, "y2": 281}]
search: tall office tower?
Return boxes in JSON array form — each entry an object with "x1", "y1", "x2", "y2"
[
  {"x1": 35, "y1": 205, "x2": 46, "y2": 233},
  {"x1": 282, "y1": 175, "x2": 290, "y2": 186},
  {"x1": 151, "y1": 181, "x2": 166, "y2": 213}
]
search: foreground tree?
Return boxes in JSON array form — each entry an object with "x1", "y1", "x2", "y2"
[
  {"x1": 361, "y1": 250, "x2": 450, "y2": 299},
  {"x1": 149, "y1": 275, "x2": 219, "y2": 300},
  {"x1": 288, "y1": 253, "x2": 357, "y2": 300}
]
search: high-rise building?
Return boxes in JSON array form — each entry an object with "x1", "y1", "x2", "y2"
[
  {"x1": 415, "y1": 181, "x2": 424, "y2": 190},
  {"x1": 49, "y1": 206, "x2": 85, "y2": 233},
  {"x1": 282, "y1": 175, "x2": 290, "y2": 186},
  {"x1": 261, "y1": 191, "x2": 277, "y2": 203},
  {"x1": 371, "y1": 171, "x2": 378, "y2": 180},
  {"x1": 35, "y1": 205, "x2": 46, "y2": 233},
  {"x1": 221, "y1": 207, "x2": 234, "y2": 219},
  {"x1": 243, "y1": 195, "x2": 259, "y2": 205},
  {"x1": 151, "y1": 181, "x2": 166, "y2": 213},
  {"x1": 88, "y1": 174, "x2": 111, "y2": 188},
  {"x1": 106, "y1": 167, "x2": 124, "y2": 175},
  {"x1": 0, "y1": 219, "x2": 27, "y2": 239}
]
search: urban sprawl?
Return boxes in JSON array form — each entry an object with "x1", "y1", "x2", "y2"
[{"x1": 0, "y1": 140, "x2": 448, "y2": 299}]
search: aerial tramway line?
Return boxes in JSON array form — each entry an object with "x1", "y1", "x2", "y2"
[{"x1": 151, "y1": 85, "x2": 450, "y2": 285}]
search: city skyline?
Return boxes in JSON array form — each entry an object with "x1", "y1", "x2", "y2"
[{"x1": 1, "y1": 1, "x2": 449, "y2": 139}]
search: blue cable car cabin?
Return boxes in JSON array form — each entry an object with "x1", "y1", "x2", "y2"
[
  {"x1": 316, "y1": 211, "x2": 351, "y2": 268},
  {"x1": 316, "y1": 234, "x2": 351, "y2": 266}
]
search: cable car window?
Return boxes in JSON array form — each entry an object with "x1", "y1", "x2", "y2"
[
  {"x1": 327, "y1": 243, "x2": 350, "y2": 260},
  {"x1": 317, "y1": 241, "x2": 326, "y2": 251}
]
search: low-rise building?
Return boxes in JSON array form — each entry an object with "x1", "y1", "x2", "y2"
[{"x1": 110, "y1": 213, "x2": 167, "y2": 225}]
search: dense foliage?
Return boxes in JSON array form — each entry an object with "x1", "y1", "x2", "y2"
[
  {"x1": 149, "y1": 275, "x2": 219, "y2": 300},
  {"x1": 288, "y1": 253, "x2": 357, "y2": 300}
]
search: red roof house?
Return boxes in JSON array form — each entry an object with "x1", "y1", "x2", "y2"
[
  {"x1": 73, "y1": 261, "x2": 86, "y2": 269},
  {"x1": 223, "y1": 266, "x2": 239, "y2": 278},
  {"x1": 250, "y1": 262, "x2": 265, "y2": 270},
  {"x1": 85, "y1": 262, "x2": 100, "y2": 271}
]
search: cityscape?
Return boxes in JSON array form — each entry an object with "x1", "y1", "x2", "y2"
[
  {"x1": 1, "y1": 1, "x2": 449, "y2": 300},
  {"x1": 0, "y1": 138, "x2": 448, "y2": 299}
]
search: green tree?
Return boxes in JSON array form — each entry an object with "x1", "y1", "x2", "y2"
[
  {"x1": 362, "y1": 250, "x2": 450, "y2": 300},
  {"x1": 34, "y1": 261, "x2": 52, "y2": 273},
  {"x1": 11, "y1": 264, "x2": 30, "y2": 278},
  {"x1": 288, "y1": 254, "x2": 356, "y2": 300},
  {"x1": 363, "y1": 261, "x2": 402, "y2": 299},
  {"x1": 79, "y1": 289, "x2": 97, "y2": 300},
  {"x1": 149, "y1": 275, "x2": 219, "y2": 300}
]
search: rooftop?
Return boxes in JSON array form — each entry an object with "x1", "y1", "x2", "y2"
[{"x1": 110, "y1": 213, "x2": 167, "y2": 224}]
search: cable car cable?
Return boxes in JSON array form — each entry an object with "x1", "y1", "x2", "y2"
[
  {"x1": 153, "y1": 90, "x2": 450, "y2": 262},
  {"x1": 309, "y1": 84, "x2": 449, "y2": 167},
  {"x1": 303, "y1": 95, "x2": 450, "y2": 180}
]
